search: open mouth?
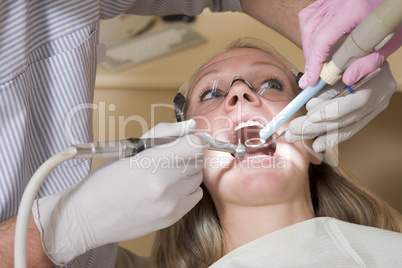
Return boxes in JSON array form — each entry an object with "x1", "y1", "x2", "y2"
[{"x1": 231, "y1": 120, "x2": 277, "y2": 158}]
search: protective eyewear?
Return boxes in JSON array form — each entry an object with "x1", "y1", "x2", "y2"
[{"x1": 174, "y1": 54, "x2": 303, "y2": 122}]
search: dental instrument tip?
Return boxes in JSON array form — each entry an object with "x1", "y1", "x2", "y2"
[
  {"x1": 234, "y1": 142, "x2": 247, "y2": 160},
  {"x1": 244, "y1": 129, "x2": 287, "y2": 152}
]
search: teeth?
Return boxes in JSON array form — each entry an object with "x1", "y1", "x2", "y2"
[
  {"x1": 233, "y1": 120, "x2": 264, "y2": 132},
  {"x1": 247, "y1": 154, "x2": 273, "y2": 159}
]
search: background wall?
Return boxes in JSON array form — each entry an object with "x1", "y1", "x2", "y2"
[{"x1": 93, "y1": 10, "x2": 402, "y2": 257}]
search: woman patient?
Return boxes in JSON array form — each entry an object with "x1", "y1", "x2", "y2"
[{"x1": 147, "y1": 38, "x2": 402, "y2": 267}]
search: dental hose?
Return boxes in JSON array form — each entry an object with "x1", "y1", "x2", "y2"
[
  {"x1": 13, "y1": 139, "x2": 166, "y2": 267},
  {"x1": 14, "y1": 147, "x2": 77, "y2": 268},
  {"x1": 14, "y1": 142, "x2": 132, "y2": 268},
  {"x1": 15, "y1": 137, "x2": 172, "y2": 268},
  {"x1": 259, "y1": 0, "x2": 402, "y2": 141}
]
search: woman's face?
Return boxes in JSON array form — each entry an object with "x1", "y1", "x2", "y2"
[{"x1": 187, "y1": 48, "x2": 321, "y2": 209}]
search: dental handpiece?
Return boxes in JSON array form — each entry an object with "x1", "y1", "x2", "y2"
[
  {"x1": 259, "y1": 0, "x2": 402, "y2": 142},
  {"x1": 73, "y1": 134, "x2": 246, "y2": 160},
  {"x1": 14, "y1": 134, "x2": 245, "y2": 267}
]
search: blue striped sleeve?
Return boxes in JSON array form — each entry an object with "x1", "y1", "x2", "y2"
[
  {"x1": 0, "y1": 1, "x2": 118, "y2": 267},
  {"x1": 0, "y1": 0, "x2": 243, "y2": 267}
]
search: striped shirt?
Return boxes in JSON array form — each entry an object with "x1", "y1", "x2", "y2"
[{"x1": 0, "y1": 0, "x2": 242, "y2": 267}]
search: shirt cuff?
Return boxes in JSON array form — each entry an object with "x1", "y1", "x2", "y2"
[{"x1": 221, "y1": 0, "x2": 243, "y2": 12}]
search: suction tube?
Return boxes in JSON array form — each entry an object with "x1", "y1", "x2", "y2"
[
  {"x1": 259, "y1": 79, "x2": 327, "y2": 141},
  {"x1": 320, "y1": 0, "x2": 402, "y2": 85},
  {"x1": 260, "y1": 0, "x2": 402, "y2": 141}
]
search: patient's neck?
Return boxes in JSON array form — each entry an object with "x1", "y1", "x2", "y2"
[{"x1": 218, "y1": 200, "x2": 315, "y2": 255}]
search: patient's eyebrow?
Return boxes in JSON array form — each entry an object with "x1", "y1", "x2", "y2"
[
  {"x1": 192, "y1": 69, "x2": 220, "y2": 85},
  {"x1": 252, "y1": 60, "x2": 285, "y2": 71}
]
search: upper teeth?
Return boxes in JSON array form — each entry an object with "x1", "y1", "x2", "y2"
[{"x1": 234, "y1": 120, "x2": 264, "y2": 132}]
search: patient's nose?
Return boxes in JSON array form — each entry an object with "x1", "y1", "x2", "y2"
[{"x1": 224, "y1": 80, "x2": 260, "y2": 110}]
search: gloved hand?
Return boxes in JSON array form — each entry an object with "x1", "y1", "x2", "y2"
[
  {"x1": 298, "y1": 0, "x2": 402, "y2": 88},
  {"x1": 285, "y1": 61, "x2": 396, "y2": 152},
  {"x1": 32, "y1": 119, "x2": 206, "y2": 265}
]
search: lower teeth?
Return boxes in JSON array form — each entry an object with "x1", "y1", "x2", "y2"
[{"x1": 248, "y1": 154, "x2": 272, "y2": 159}]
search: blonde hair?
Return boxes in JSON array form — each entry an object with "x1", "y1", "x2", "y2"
[{"x1": 151, "y1": 38, "x2": 402, "y2": 267}]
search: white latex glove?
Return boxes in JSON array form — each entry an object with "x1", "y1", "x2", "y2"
[
  {"x1": 298, "y1": 0, "x2": 402, "y2": 88},
  {"x1": 32, "y1": 119, "x2": 206, "y2": 265},
  {"x1": 285, "y1": 61, "x2": 396, "y2": 152}
]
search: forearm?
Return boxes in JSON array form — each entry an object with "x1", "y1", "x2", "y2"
[
  {"x1": 0, "y1": 215, "x2": 54, "y2": 268},
  {"x1": 241, "y1": 0, "x2": 315, "y2": 48}
]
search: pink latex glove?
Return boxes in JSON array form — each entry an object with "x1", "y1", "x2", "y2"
[{"x1": 298, "y1": 0, "x2": 402, "y2": 88}]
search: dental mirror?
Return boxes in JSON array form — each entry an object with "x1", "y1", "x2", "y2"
[{"x1": 244, "y1": 129, "x2": 287, "y2": 151}]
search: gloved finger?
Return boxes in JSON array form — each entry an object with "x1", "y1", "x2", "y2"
[
  {"x1": 286, "y1": 116, "x2": 321, "y2": 142},
  {"x1": 298, "y1": 0, "x2": 385, "y2": 88},
  {"x1": 166, "y1": 172, "x2": 203, "y2": 198},
  {"x1": 91, "y1": 157, "x2": 119, "y2": 171},
  {"x1": 286, "y1": 118, "x2": 332, "y2": 143},
  {"x1": 312, "y1": 107, "x2": 380, "y2": 152},
  {"x1": 298, "y1": 0, "x2": 341, "y2": 68},
  {"x1": 294, "y1": 113, "x2": 362, "y2": 137},
  {"x1": 136, "y1": 134, "x2": 206, "y2": 175},
  {"x1": 305, "y1": 98, "x2": 326, "y2": 111},
  {"x1": 177, "y1": 134, "x2": 208, "y2": 154},
  {"x1": 342, "y1": 52, "x2": 385, "y2": 86},
  {"x1": 305, "y1": 104, "x2": 364, "y2": 133},
  {"x1": 308, "y1": 61, "x2": 394, "y2": 123},
  {"x1": 285, "y1": 131, "x2": 318, "y2": 143},
  {"x1": 303, "y1": 20, "x2": 352, "y2": 88},
  {"x1": 306, "y1": 80, "x2": 354, "y2": 114},
  {"x1": 178, "y1": 186, "x2": 203, "y2": 210},
  {"x1": 290, "y1": 89, "x2": 388, "y2": 150},
  {"x1": 287, "y1": 99, "x2": 380, "y2": 144},
  {"x1": 151, "y1": 131, "x2": 208, "y2": 152},
  {"x1": 141, "y1": 119, "x2": 196, "y2": 138},
  {"x1": 312, "y1": 131, "x2": 340, "y2": 153},
  {"x1": 299, "y1": 1, "x2": 382, "y2": 87},
  {"x1": 298, "y1": 0, "x2": 327, "y2": 60},
  {"x1": 343, "y1": 27, "x2": 402, "y2": 85},
  {"x1": 305, "y1": 85, "x2": 343, "y2": 111},
  {"x1": 314, "y1": 92, "x2": 391, "y2": 131},
  {"x1": 176, "y1": 187, "x2": 203, "y2": 213},
  {"x1": 307, "y1": 90, "x2": 372, "y2": 122},
  {"x1": 286, "y1": 116, "x2": 308, "y2": 137},
  {"x1": 289, "y1": 98, "x2": 370, "y2": 138},
  {"x1": 298, "y1": 73, "x2": 310, "y2": 89},
  {"x1": 182, "y1": 154, "x2": 205, "y2": 177},
  {"x1": 148, "y1": 186, "x2": 203, "y2": 230},
  {"x1": 163, "y1": 187, "x2": 203, "y2": 227},
  {"x1": 316, "y1": 87, "x2": 343, "y2": 100}
]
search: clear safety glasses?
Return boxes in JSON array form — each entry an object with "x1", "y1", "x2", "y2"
[
  {"x1": 174, "y1": 54, "x2": 302, "y2": 122},
  {"x1": 194, "y1": 75, "x2": 296, "y2": 114}
]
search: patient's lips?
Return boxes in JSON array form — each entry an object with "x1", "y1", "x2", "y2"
[{"x1": 231, "y1": 120, "x2": 276, "y2": 158}]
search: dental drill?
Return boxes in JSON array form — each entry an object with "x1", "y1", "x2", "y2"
[
  {"x1": 71, "y1": 135, "x2": 246, "y2": 160},
  {"x1": 256, "y1": 0, "x2": 402, "y2": 145},
  {"x1": 14, "y1": 135, "x2": 245, "y2": 268}
]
